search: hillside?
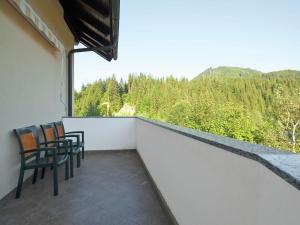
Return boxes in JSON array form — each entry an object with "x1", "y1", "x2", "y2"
[
  {"x1": 263, "y1": 70, "x2": 300, "y2": 78},
  {"x1": 193, "y1": 66, "x2": 262, "y2": 80},
  {"x1": 74, "y1": 68, "x2": 300, "y2": 153},
  {"x1": 193, "y1": 67, "x2": 300, "y2": 80}
]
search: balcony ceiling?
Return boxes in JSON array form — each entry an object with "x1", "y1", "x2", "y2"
[{"x1": 59, "y1": 0, "x2": 120, "y2": 61}]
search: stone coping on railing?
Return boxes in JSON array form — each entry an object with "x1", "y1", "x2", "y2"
[{"x1": 64, "y1": 116, "x2": 300, "y2": 190}]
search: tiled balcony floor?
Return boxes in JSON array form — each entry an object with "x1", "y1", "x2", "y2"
[{"x1": 0, "y1": 151, "x2": 173, "y2": 225}]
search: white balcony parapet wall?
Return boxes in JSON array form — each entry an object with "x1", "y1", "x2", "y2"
[
  {"x1": 52, "y1": 117, "x2": 300, "y2": 225},
  {"x1": 136, "y1": 118, "x2": 300, "y2": 225},
  {"x1": 63, "y1": 117, "x2": 136, "y2": 151}
]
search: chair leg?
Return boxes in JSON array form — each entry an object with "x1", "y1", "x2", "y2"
[
  {"x1": 32, "y1": 168, "x2": 38, "y2": 184},
  {"x1": 42, "y1": 156, "x2": 49, "y2": 179},
  {"x1": 82, "y1": 146, "x2": 85, "y2": 159},
  {"x1": 77, "y1": 153, "x2": 80, "y2": 168},
  {"x1": 70, "y1": 154, "x2": 74, "y2": 178},
  {"x1": 15, "y1": 167, "x2": 24, "y2": 199},
  {"x1": 65, "y1": 159, "x2": 69, "y2": 180},
  {"x1": 53, "y1": 164, "x2": 58, "y2": 196},
  {"x1": 41, "y1": 167, "x2": 46, "y2": 179}
]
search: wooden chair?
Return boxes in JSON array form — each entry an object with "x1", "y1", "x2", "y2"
[
  {"x1": 13, "y1": 125, "x2": 69, "y2": 198},
  {"x1": 54, "y1": 121, "x2": 85, "y2": 160},
  {"x1": 40, "y1": 123, "x2": 81, "y2": 178}
]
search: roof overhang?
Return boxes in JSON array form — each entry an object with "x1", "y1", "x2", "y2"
[{"x1": 59, "y1": 0, "x2": 120, "y2": 61}]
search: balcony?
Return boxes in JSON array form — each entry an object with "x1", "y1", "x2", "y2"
[
  {"x1": 1, "y1": 1, "x2": 300, "y2": 225},
  {"x1": 1, "y1": 117, "x2": 299, "y2": 225}
]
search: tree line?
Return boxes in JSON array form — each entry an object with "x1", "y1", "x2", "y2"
[{"x1": 74, "y1": 67, "x2": 300, "y2": 153}]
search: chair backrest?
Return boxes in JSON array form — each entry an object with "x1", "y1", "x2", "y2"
[
  {"x1": 40, "y1": 123, "x2": 58, "y2": 146},
  {"x1": 14, "y1": 126, "x2": 40, "y2": 161},
  {"x1": 54, "y1": 121, "x2": 65, "y2": 140}
]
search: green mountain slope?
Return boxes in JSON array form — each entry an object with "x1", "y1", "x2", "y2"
[
  {"x1": 263, "y1": 70, "x2": 300, "y2": 78},
  {"x1": 193, "y1": 67, "x2": 300, "y2": 80},
  {"x1": 193, "y1": 66, "x2": 262, "y2": 80}
]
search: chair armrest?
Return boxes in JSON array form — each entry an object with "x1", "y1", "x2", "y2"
[
  {"x1": 65, "y1": 131, "x2": 84, "y2": 142},
  {"x1": 21, "y1": 147, "x2": 58, "y2": 154},
  {"x1": 59, "y1": 135, "x2": 80, "y2": 147},
  {"x1": 40, "y1": 140, "x2": 71, "y2": 146},
  {"x1": 65, "y1": 131, "x2": 84, "y2": 135},
  {"x1": 40, "y1": 140, "x2": 70, "y2": 156}
]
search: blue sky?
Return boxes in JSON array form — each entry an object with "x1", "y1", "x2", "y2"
[{"x1": 74, "y1": 0, "x2": 300, "y2": 90}]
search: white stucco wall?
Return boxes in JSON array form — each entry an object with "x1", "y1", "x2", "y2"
[
  {"x1": 0, "y1": 0, "x2": 74, "y2": 199},
  {"x1": 63, "y1": 117, "x2": 136, "y2": 151},
  {"x1": 136, "y1": 119, "x2": 300, "y2": 225}
]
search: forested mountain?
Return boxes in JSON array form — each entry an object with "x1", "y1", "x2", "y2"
[
  {"x1": 264, "y1": 69, "x2": 300, "y2": 78},
  {"x1": 194, "y1": 67, "x2": 300, "y2": 80},
  {"x1": 74, "y1": 67, "x2": 300, "y2": 153},
  {"x1": 193, "y1": 66, "x2": 262, "y2": 79}
]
